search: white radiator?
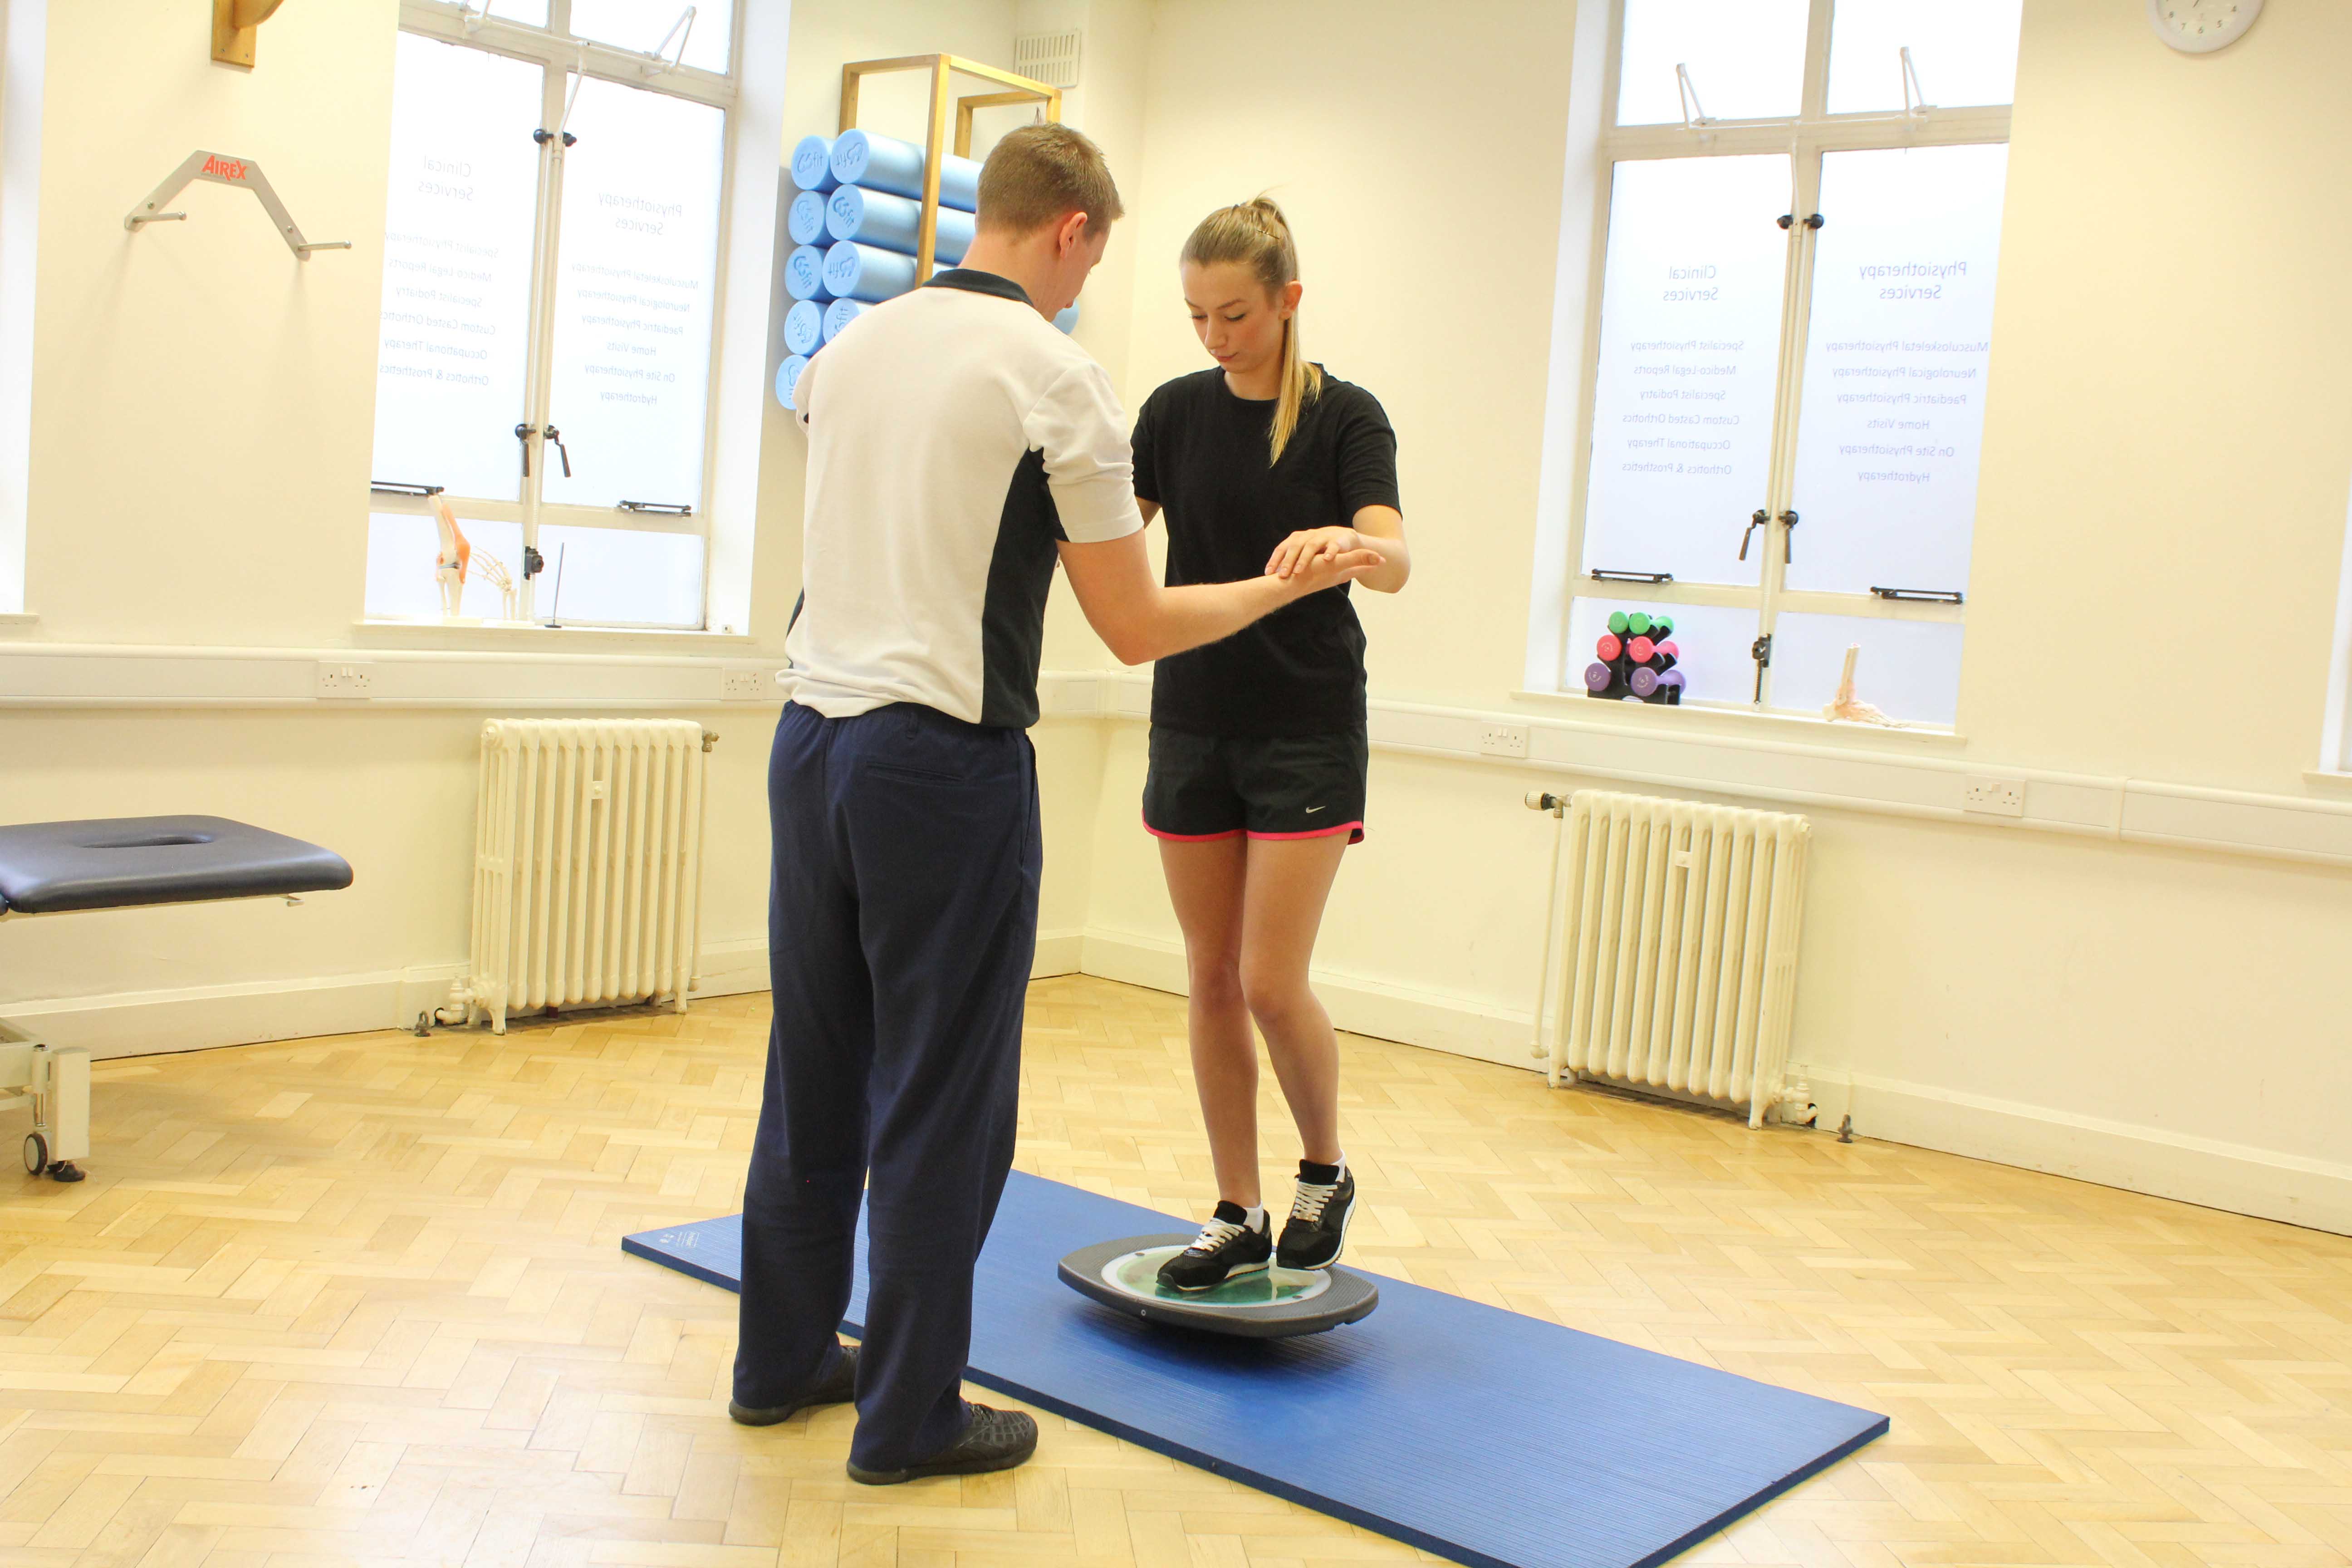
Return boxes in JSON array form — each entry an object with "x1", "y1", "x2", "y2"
[
  {"x1": 1530, "y1": 789, "x2": 1810, "y2": 1127},
  {"x1": 461, "y1": 719, "x2": 710, "y2": 1034}
]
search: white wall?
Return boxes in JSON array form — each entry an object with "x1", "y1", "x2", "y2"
[
  {"x1": 1073, "y1": 0, "x2": 2352, "y2": 1234},
  {"x1": 0, "y1": 0, "x2": 1117, "y2": 1052}
]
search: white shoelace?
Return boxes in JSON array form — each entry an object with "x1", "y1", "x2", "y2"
[
  {"x1": 1185, "y1": 1215, "x2": 1247, "y2": 1254},
  {"x1": 1290, "y1": 1180, "x2": 1339, "y2": 1224}
]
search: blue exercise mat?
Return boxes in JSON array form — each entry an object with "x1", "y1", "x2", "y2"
[{"x1": 624, "y1": 1171, "x2": 1885, "y2": 1568}]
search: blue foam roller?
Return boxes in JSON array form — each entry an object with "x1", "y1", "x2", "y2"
[
  {"x1": 829, "y1": 127, "x2": 980, "y2": 212},
  {"x1": 822, "y1": 298, "x2": 867, "y2": 343},
  {"x1": 823, "y1": 240, "x2": 918, "y2": 304},
  {"x1": 825, "y1": 183, "x2": 974, "y2": 265},
  {"x1": 783, "y1": 299, "x2": 824, "y2": 357},
  {"x1": 789, "y1": 134, "x2": 838, "y2": 193},
  {"x1": 787, "y1": 189, "x2": 830, "y2": 247},
  {"x1": 1054, "y1": 303, "x2": 1079, "y2": 334},
  {"x1": 784, "y1": 244, "x2": 832, "y2": 303},
  {"x1": 775, "y1": 353, "x2": 810, "y2": 412}
]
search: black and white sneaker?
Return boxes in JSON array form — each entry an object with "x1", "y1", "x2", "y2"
[
  {"x1": 1156, "y1": 1200, "x2": 1272, "y2": 1292},
  {"x1": 1277, "y1": 1162, "x2": 1356, "y2": 1269}
]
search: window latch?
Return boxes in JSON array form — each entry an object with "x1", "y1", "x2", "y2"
[
  {"x1": 1588, "y1": 568, "x2": 1671, "y2": 585},
  {"x1": 370, "y1": 480, "x2": 442, "y2": 497},
  {"x1": 533, "y1": 127, "x2": 578, "y2": 149},
  {"x1": 522, "y1": 545, "x2": 545, "y2": 580},
  {"x1": 1779, "y1": 509, "x2": 1799, "y2": 563},
  {"x1": 515, "y1": 424, "x2": 571, "y2": 479},
  {"x1": 618, "y1": 500, "x2": 693, "y2": 516},
  {"x1": 1776, "y1": 212, "x2": 1825, "y2": 231},
  {"x1": 1739, "y1": 508, "x2": 1767, "y2": 560},
  {"x1": 1871, "y1": 586, "x2": 1964, "y2": 605},
  {"x1": 1750, "y1": 632, "x2": 1772, "y2": 703}
]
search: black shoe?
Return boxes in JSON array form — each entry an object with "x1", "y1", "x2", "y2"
[
  {"x1": 846, "y1": 1402, "x2": 1039, "y2": 1485},
  {"x1": 1277, "y1": 1164, "x2": 1356, "y2": 1269},
  {"x1": 729, "y1": 1343, "x2": 859, "y2": 1426},
  {"x1": 1156, "y1": 1200, "x2": 1272, "y2": 1292}
]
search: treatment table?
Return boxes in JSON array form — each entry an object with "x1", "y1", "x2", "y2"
[{"x1": 0, "y1": 816, "x2": 352, "y2": 1181}]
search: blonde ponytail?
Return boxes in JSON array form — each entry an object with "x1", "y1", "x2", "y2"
[{"x1": 1181, "y1": 196, "x2": 1322, "y2": 464}]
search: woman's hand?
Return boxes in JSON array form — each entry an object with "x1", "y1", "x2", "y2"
[{"x1": 1265, "y1": 526, "x2": 1362, "y2": 581}]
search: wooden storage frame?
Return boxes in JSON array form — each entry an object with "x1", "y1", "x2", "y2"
[{"x1": 836, "y1": 55, "x2": 1063, "y2": 283}]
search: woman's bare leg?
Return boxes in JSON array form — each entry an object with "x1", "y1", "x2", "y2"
[
  {"x1": 1237, "y1": 835, "x2": 1350, "y2": 1167},
  {"x1": 1157, "y1": 836, "x2": 1259, "y2": 1208}
]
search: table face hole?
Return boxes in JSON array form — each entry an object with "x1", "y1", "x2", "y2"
[
  {"x1": 81, "y1": 834, "x2": 217, "y2": 849},
  {"x1": 1101, "y1": 1245, "x2": 1333, "y2": 1309}
]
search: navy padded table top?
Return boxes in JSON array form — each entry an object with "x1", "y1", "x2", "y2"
[{"x1": 0, "y1": 816, "x2": 353, "y2": 916}]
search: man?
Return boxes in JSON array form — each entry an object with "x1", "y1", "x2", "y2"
[{"x1": 732, "y1": 123, "x2": 1379, "y2": 1485}]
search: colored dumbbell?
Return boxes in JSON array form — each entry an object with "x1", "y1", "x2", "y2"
[
  {"x1": 1628, "y1": 635, "x2": 1655, "y2": 664},
  {"x1": 1658, "y1": 670, "x2": 1685, "y2": 702},
  {"x1": 1583, "y1": 661, "x2": 1615, "y2": 693},
  {"x1": 1607, "y1": 611, "x2": 1631, "y2": 637},
  {"x1": 1596, "y1": 632, "x2": 1623, "y2": 662},
  {"x1": 1629, "y1": 666, "x2": 1661, "y2": 698}
]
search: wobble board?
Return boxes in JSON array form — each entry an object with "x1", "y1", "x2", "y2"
[{"x1": 624, "y1": 1170, "x2": 1886, "y2": 1568}]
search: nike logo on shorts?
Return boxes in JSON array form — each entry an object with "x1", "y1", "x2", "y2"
[{"x1": 1304, "y1": 806, "x2": 1325, "y2": 813}]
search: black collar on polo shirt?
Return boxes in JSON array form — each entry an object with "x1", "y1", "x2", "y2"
[{"x1": 923, "y1": 268, "x2": 1034, "y2": 306}]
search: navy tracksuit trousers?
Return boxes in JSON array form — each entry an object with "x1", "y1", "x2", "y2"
[{"x1": 734, "y1": 701, "x2": 1040, "y2": 1470}]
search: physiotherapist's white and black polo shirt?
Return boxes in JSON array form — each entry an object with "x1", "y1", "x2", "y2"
[{"x1": 781, "y1": 269, "x2": 1144, "y2": 728}]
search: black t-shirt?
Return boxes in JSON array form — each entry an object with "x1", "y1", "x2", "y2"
[{"x1": 1131, "y1": 368, "x2": 1401, "y2": 737}]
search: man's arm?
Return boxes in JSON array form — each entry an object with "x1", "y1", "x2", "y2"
[{"x1": 1057, "y1": 530, "x2": 1379, "y2": 666}]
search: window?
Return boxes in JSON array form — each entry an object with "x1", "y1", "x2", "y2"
[
  {"x1": 367, "y1": 1, "x2": 736, "y2": 630},
  {"x1": 1561, "y1": 0, "x2": 2019, "y2": 725}
]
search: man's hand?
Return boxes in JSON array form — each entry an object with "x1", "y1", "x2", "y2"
[
  {"x1": 1058, "y1": 532, "x2": 1382, "y2": 666},
  {"x1": 1266, "y1": 526, "x2": 1362, "y2": 581},
  {"x1": 1278, "y1": 543, "x2": 1383, "y2": 595}
]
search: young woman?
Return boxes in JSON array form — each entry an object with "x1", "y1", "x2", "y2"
[{"x1": 1129, "y1": 198, "x2": 1411, "y2": 1291}]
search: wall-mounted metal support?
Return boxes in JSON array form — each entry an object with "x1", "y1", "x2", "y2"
[{"x1": 124, "y1": 151, "x2": 351, "y2": 258}]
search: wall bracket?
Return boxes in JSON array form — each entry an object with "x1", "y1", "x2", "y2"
[{"x1": 123, "y1": 150, "x2": 351, "y2": 258}]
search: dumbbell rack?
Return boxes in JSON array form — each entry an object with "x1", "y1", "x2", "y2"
[{"x1": 835, "y1": 55, "x2": 1063, "y2": 284}]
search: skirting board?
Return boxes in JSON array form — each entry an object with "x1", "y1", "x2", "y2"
[
  {"x1": 1079, "y1": 929, "x2": 2352, "y2": 1240},
  {"x1": 1787, "y1": 1063, "x2": 2352, "y2": 1239},
  {"x1": 3, "y1": 936, "x2": 775, "y2": 1060},
  {"x1": 2, "y1": 931, "x2": 1087, "y2": 1062}
]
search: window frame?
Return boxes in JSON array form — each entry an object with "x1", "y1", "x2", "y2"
[
  {"x1": 1556, "y1": 0, "x2": 2013, "y2": 718},
  {"x1": 370, "y1": 0, "x2": 744, "y2": 632}
]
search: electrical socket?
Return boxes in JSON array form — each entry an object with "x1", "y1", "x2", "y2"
[
  {"x1": 314, "y1": 662, "x2": 374, "y2": 700},
  {"x1": 1963, "y1": 776, "x2": 2025, "y2": 817},
  {"x1": 1479, "y1": 722, "x2": 1530, "y2": 758},
  {"x1": 721, "y1": 665, "x2": 774, "y2": 701}
]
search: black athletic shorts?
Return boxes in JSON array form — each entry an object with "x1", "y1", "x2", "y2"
[{"x1": 1142, "y1": 724, "x2": 1367, "y2": 845}]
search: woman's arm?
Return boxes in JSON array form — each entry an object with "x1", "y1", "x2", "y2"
[{"x1": 1264, "y1": 506, "x2": 1411, "y2": 593}]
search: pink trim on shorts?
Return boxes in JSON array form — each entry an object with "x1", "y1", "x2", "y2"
[
  {"x1": 1141, "y1": 811, "x2": 1245, "y2": 843},
  {"x1": 1247, "y1": 820, "x2": 1366, "y2": 843}
]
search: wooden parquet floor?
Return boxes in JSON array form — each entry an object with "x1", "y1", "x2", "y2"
[{"x1": 3, "y1": 975, "x2": 2348, "y2": 1568}]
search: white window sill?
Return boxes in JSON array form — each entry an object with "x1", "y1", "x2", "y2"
[
  {"x1": 353, "y1": 619, "x2": 760, "y2": 652},
  {"x1": 1509, "y1": 686, "x2": 1967, "y2": 748},
  {"x1": 2300, "y1": 769, "x2": 2352, "y2": 796},
  {"x1": 0, "y1": 612, "x2": 37, "y2": 637}
]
